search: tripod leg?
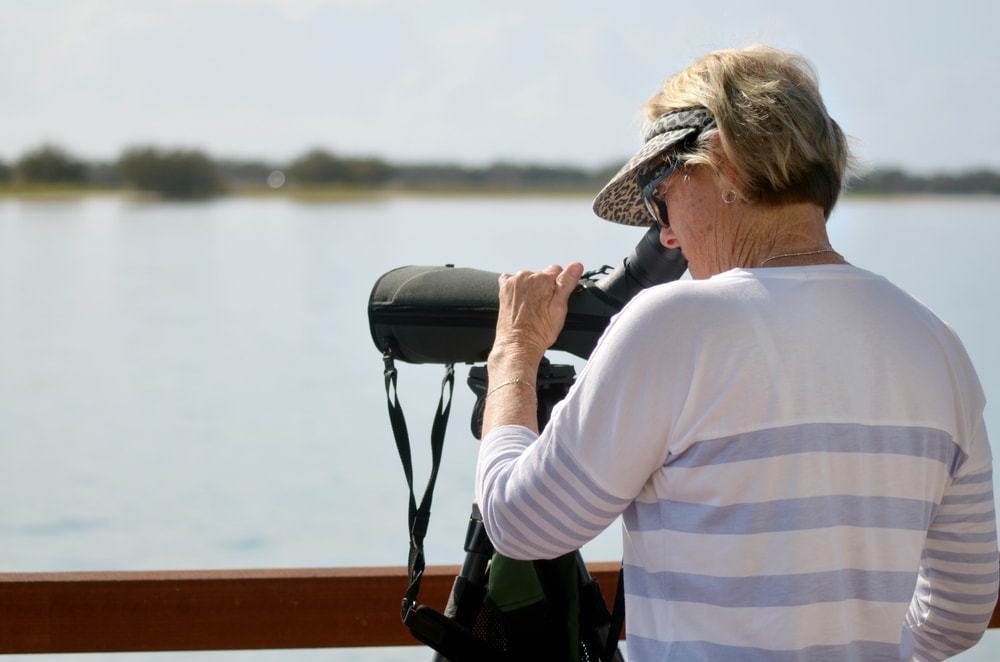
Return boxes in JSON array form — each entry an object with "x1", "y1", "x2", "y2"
[{"x1": 431, "y1": 503, "x2": 496, "y2": 662}]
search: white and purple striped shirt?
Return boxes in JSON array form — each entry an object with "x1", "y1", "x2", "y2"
[{"x1": 477, "y1": 265, "x2": 998, "y2": 661}]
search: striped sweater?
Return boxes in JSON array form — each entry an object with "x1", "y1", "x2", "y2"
[{"x1": 476, "y1": 265, "x2": 998, "y2": 661}]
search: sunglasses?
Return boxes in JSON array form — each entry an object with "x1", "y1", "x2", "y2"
[{"x1": 640, "y1": 159, "x2": 682, "y2": 228}]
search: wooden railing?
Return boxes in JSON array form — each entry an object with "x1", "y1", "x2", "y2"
[{"x1": 1, "y1": 561, "x2": 998, "y2": 654}]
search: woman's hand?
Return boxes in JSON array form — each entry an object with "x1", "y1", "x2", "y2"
[
  {"x1": 483, "y1": 262, "x2": 584, "y2": 435},
  {"x1": 491, "y1": 262, "x2": 585, "y2": 364}
]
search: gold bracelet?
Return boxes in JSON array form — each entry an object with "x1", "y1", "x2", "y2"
[{"x1": 487, "y1": 378, "x2": 536, "y2": 398}]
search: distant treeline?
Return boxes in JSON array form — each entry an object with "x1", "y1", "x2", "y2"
[
  {"x1": 846, "y1": 168, "x2": 1000, "y2": 195},
  {"x1": 2, "y1": 143, "x2": 999, "y2": 199}
]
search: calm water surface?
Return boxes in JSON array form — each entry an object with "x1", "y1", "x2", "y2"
[{"x1": 1, "y1": 194, "x2": 998, "y2": 661}]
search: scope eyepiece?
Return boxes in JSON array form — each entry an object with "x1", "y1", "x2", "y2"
[{"x1": 592, "y1": 226, "x2": 687, "y2": 306}]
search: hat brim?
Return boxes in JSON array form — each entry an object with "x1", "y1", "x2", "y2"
[{"x1": 592, "y1": 107, "x2": 714, "y2": 226}]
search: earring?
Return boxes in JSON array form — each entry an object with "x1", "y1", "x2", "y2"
[{"x1": 722, "y1": 189, "x2": 738, "y2": 204}]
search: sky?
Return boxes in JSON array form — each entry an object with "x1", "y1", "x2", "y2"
[{"x1": 2, "y1": 0, "x2": 998, "y2": 175}]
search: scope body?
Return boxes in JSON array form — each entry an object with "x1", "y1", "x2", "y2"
[{"x1": 368, "y1": 227, "x2": 687, "y2": 364}]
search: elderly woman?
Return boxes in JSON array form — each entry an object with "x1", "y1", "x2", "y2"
[{"x1": 475, "y1": 46, "x2": 998, "y2": 660}]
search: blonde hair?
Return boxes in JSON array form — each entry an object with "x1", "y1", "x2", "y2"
[{"x1": 645, "y1": 45, "x2": 853, "y2": 217}]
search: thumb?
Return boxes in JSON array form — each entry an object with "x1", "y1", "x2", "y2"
[{"x1": 556, "y1": 262, "x2": 585, "y2": 299}]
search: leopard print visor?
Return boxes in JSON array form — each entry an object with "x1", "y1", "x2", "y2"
[{"x1": 592, "y1": 107, "x2": 714, "y2": 226}]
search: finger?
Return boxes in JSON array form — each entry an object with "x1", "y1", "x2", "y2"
[{"x1": 496, "y1": 273, "x2": 512, "y2": 303}]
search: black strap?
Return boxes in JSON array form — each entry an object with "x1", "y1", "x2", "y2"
[
  {"x1": 383, "y1": 351, "x2": 455, "y2": 619},
  {"x1": 603, "y1": 564, "x2": 626, "y2": 662}
]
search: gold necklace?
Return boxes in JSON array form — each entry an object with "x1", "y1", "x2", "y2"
[{"x1": 760, "y1": 248, "x2": 840, "y2": 266}]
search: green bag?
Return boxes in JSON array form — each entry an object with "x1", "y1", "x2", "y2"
[{"x1": 486, "y1": 552, "x2": 585, "y2": 661}]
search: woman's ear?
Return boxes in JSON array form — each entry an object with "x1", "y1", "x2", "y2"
[{"x1": 706, "y1": 132, "x2": 744, "y2": 194}]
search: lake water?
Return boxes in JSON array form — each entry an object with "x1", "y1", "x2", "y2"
[{"x1": 1, "y1": 194, "x2": 999, "y2": 661}]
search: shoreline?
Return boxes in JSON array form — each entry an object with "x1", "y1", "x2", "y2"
[{"x1": 2, "y1": 184, "x2": 999, "y2": 204}]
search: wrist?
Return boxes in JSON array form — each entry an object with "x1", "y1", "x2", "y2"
[
  {"x1": 486, "y1": 377, "x2": 537, "y2": 398},
  {"x1": 487, "y1": 342, "x2": 544, "y2": 374}
]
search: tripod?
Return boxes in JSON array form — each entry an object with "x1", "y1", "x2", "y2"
[{"x1": 428, "y1": 360, "x2": 624, "y2": 662}]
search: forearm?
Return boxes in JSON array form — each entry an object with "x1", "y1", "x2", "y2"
[
  {"x1": 476, "y1": 262, "x2": 587, "y2": 557},
  {"x1": 481, "y1": 344, "x2": 543, "y2": 436}
]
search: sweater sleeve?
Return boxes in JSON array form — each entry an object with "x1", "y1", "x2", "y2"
[
  {"x1": 475, "y1": 423, "x2": 634, "y2": 560},
  {"x1": 906, "y1": 414, "x2": 999, "y2": 660}
]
